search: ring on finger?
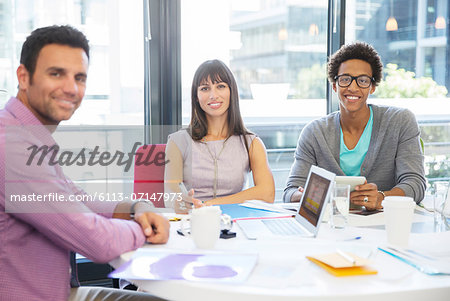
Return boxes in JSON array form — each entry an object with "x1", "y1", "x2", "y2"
[{"x1": 363, "y1": 196, "x2": 369, "y2": 203}]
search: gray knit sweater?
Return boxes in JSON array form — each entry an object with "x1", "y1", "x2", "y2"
[{"x1": 283, "y1": 104, "x2": 426, "y2": 203}]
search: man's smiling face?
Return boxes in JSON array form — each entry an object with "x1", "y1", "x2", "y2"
[
  {"x1": 17, "y1": 44, "x2": 89, "y2": 125},
  {"x1": 333, "y1": 59, "x2": 376, "y2": 114}
]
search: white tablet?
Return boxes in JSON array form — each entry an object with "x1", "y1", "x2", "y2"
[{"x1": 335, "y1": 176, "x2": 366, "y2": 191}]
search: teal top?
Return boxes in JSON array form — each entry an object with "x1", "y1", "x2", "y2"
[
  {"x1": 339, "y1": 106, "x2": 373, "y2": 176},
  {"x1": 283, "y1": 104, "x2": 426, "y2": 204}
]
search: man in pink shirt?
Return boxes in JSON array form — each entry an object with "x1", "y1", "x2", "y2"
[{"x1": 0, "y1": 25, "x2": 169, "y2": 300}]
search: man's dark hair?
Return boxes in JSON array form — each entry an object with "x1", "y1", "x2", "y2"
[
  {"x1": 327, "y1": 42, "x2": 383, "y2": 86},
  {"x1": 20, "y1": 25, "x2": 90, "y2": 81}
]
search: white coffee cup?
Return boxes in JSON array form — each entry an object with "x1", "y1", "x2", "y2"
[
  {"x1": 181, "y1": 206, "x2": 222, "y2": 249},
  {"x1": 382, "y1": 196, "x2": 416, "y2": 248}
]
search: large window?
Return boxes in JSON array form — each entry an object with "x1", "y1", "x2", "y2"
[
  {"x1": 0, "y1": 0, "x2": 144, "y2": 125},
  {"x1": 2, "y1": 0, "x2": 449, "y2": 198},
  {"x1": 179, "y1": 0, "x2": 450, "y2": 199},
  {"x1": 181, "y1": 0, "x2": 329, "y2": 199},
  {"x1": 0, "y1": 0, "x2": 146, "y2": 195},
  {"x1": 346, "y1": 0, "x2": 450, "y2": 183}
]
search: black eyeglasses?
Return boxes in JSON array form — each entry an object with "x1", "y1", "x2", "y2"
[{"x1": 334, "y1": 75, "x2": 374, "y2": 88}]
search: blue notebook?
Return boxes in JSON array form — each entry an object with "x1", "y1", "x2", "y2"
[{"x1": 219, "y1": 204, "x2": 291, "y2": 220}]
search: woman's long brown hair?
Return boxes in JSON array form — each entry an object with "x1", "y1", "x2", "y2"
[{"x1": 188, "y1": 59, "x2": 253, "y2": 167}]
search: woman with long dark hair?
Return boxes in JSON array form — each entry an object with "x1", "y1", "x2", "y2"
[{"x1": 165, "y1": 59, "x2": 274, "y2": 211}]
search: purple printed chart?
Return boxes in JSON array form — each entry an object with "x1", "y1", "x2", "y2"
[{"x1": 109, "y1": 249, "x2": 258, "y2": 283}]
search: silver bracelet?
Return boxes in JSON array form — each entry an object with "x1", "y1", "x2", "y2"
[{"x1": 378, "y1": 190, "x2": 386, "y2": 200}]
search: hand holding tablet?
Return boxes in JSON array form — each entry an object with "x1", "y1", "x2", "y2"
[{"x1": 335, "y1": 176, "x2": 366, "y2": 191}]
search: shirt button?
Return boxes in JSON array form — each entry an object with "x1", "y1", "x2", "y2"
[{"x1": 69, "y1": 267, "x2": 72, "y2": 274}]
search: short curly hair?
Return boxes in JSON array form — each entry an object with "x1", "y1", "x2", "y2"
[{"x1": 327, "y1": 42, "x2": 383, "y2": 86}]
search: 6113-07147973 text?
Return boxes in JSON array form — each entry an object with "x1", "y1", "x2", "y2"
[{"x1": 9, "y1": 192, "x2": 182, "y2": 203}]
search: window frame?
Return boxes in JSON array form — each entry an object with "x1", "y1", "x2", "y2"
[
  {"x1": 145, "y1": 0, "x2": 182, "y2": 144},
  {"x1": 145, "y1": 0, "x2": 345, "y2": 131},
  {"x1": 327, "y1": 0, "x2": 346, "y2": 113}
]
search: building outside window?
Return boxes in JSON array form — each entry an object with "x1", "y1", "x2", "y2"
[
  {"x1": 0, "y1": 0, "x2": 144, "y2": 125},
  {"x1": 0, "y1": 0, "x2": 145, "y2": 195},
  {"x1": 1, "y1": 0, "x2": 448, "y2": 199},
  {"x1": 182, "y1": 0, "x2": 450, "y2": 199},
  {"x1": 346, "y1": 0, "x2": 450, "y2": 183},
  {"x1": 181, "y1": 0, "x2": 329, "y2": 199}
]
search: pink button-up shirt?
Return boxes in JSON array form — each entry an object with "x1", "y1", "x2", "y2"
[{"x1": 0, "y1": 97, "x2": 146, "y2": 300}]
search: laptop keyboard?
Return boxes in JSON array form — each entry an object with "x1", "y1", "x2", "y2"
[{"x1": 262, "y1": 219, "x2": 305, "y2": 236}]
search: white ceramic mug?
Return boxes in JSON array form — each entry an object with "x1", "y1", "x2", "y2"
[
  {"x1": 382, "y1": 196, "x2": 416, "y2": 248},
  {"x1": 181, "y1": 206, "x2": 222, "y2": 249}
]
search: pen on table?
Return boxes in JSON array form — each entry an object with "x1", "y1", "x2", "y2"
[
  {"x1": 169, "y1": 217, "x2": 181, "y2": 222},
  {"x1": 337, "y1": 249, "x2": 356, "y2": 265},
  {"x1": 179, "y1": 182, "x2": 193, "y2": 203},
  {"x1": 341, "y1": 236, "x2": 362, "y2": 241}
]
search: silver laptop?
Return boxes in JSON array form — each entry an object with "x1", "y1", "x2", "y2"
[{"x1": 237, "y1": 166, "x2": 336, "y2": 239}]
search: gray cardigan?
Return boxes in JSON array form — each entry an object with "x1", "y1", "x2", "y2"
[{"x1": 283, "y1": 104, "x2": 426, "y2": 203}]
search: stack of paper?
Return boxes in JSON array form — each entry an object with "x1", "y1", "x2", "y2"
[{"x1": 239, "y1": 200, "x2": 295, "y2": 214}]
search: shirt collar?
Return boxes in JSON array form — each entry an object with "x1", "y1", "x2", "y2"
[
  {"x1": 4, "y1": 96, "x2": 56, "y2": 146},
  {"x1": 5, "y1": 96, "x2": 43, "y2": 126}
]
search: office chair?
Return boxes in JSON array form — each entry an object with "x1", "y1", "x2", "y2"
[{"x1": 133, "y1": 144, "x2": 166, "y2": 208}]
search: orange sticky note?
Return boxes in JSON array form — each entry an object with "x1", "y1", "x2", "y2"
[{"x1": 306, "y1": 255, "x2": 378, "y2": 277}]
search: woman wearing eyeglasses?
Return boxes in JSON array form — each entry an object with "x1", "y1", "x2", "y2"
[{"x1": 283, "y1": 42, "x2": 426, "y2": 210}]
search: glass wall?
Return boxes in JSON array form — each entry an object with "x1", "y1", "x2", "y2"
[
  {"x1": 0, "y1": 0, "x2": 145, "y2": 194},
  {"x1": 181, "y1": 0, "x2": 450, "y2": 199},
  {"x1": 3, "y1": 0, "x2": 448, "y2": 198},
  {"x1": 181, "y1": 0, "x2": 329, "y2": 199},
  {"x1": 0, "y1": 0, "x2": 144, "y2": 125},
  {"x1": 346, "y1": 0, "x2": 450, "y2": 183}
]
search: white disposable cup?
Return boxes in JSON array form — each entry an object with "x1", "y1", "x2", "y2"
[
  {"x1": 382, "y1": 196, "x2": 416, "y2": 248},
  {"x1": 181, "y1": 206, "x2": 222, "y2": 249}
]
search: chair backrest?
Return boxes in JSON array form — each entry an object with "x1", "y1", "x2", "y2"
[
  {"x1": 133, "y1": 144, "x2": 166, "y2": 208},
  {"x1": 420, "y1": 137, "x2": 425, "y2": 154}
]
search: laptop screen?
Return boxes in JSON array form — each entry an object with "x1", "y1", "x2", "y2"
[{"x1": 298, "y1": 171, "x2": 332, "y2": 227}]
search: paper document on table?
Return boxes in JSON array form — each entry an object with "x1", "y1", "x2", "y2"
[
  {"x1": 109, "y1": 249, "x2": 258, "y2": 282},
  {"x1": 348, "y1": 211, "x2": 430, "y2": 227},
  {"x1": 409, "y1": 231, "x2": 450, "y2": 259},
  {"x1": 239, "y1": 200, "x2": 294, "y2": 214},
  {"x1": 309, "y1": 251, "x2": 371, "y2": 268},
  {"x1": 277, "y1": 202, "x2": 300, "y2": 211},
  {"x1": 379, "y1": 246, "x2": 450, "y2": 275},
  {"x1": 380, "y1": 230, "x2": 450, "y2": 275}
]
